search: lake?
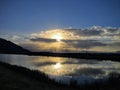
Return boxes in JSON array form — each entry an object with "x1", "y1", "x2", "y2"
[{"x1": 0, "y1": 54, "x2": 120, "y2": 84}]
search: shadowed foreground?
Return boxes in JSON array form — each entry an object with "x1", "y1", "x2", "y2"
[
  {"x1": 0, "y1": 61, "x2": 120, "y2": 90},
  {"x1": 0, "y1": 62, "x2": 71, "y2": 90}
]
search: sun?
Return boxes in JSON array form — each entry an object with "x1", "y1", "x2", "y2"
[
  {"x1": 52, "y1": 33, "x2": 62, "y2": 41},
  {"x1": 54, "y1": 63, "x2": 62, "y2": 69}
]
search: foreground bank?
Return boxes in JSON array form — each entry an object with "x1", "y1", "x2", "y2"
[{"x1": 0, "y1": 61, "x2": 120, "y2": 90}]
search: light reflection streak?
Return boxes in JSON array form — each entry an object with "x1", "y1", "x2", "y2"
[{"x1": 35, "y1": 58, "x2": 120, "y2": 76}]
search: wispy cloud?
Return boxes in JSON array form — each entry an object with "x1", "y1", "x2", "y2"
[
  {"x1": 10, "y1": 26, "x2": 120, "y2": 52},
  {"x1": 28, "y1": 26, "x2": 120, "y2": 41}
]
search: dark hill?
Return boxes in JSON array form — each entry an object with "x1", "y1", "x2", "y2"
[{"x1": 0, "y1": 38, "x2": 30, "y2": 54}]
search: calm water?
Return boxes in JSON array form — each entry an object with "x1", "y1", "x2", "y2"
[{"x1": 0, "y1": 54, "x2": 120, "y2": 84}]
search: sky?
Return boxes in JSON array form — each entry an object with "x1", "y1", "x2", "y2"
[{"x1": 0, "y1": 0, "x2": 120, "y2": 52}]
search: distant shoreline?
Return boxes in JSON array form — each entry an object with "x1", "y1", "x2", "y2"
[
  {"x1": 0, "y1": 38, "x2": 120, "y2": 62},
  {"x1": 0, "y1": 52, "x2": 120, "y2": 62}
]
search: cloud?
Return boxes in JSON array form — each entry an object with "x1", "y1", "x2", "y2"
[
  {"x1": 19, "y1": 26, "x2": 120, "y2": 52},
  {"x1": 29, "y1": 37, "x2": 106, "y2": 50},
  {"x1": 108, "y1": 42, "x2": 120, "y2": 47},
  {"x1": 28, "y1": 26, "x2": 120, "y2": 41},
  {"x1": 30, "y1": 37, "x2": 56, "y2": 42},
  {"x1": 65, "y1": 28, "x2": 103, "y2": 36},
  {"x1": 63, "y1": 39, "x2": 106, "y2": 49}
]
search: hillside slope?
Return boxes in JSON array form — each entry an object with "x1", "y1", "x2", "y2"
[
  {"x1": 0, "y1": 38, "x2": 30, "y2": 54},
  {"x1": 0, "y1": 62, "x2": 74, "y2": 90}
]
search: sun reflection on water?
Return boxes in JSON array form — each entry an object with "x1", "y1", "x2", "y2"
[
  {"x1": 54, "y1": 63, "x2": 62, "y2": 69},
  {"x1": 17, "y1": 55, "x2": 120, "y2": 77}
]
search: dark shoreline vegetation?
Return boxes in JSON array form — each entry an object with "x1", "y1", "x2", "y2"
[
  {"x1": 0, "y1": 61, "x2": 120, "y2": 90},
  {"x1": 28, "y1": 52, "x2": 120, "y2": 61},
  {"x1": 0, "y1": 52, "x2": 120, "y2": 62}
]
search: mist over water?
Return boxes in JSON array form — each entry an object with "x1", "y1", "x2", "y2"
[{"x1": 0, "y1": 54, "x2": 120, "y2": 84}]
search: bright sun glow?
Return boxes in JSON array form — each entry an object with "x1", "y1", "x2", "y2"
[
  {"x1": 54, "y1": 63, "x2": 62, "y2": 69},
  {"x1": 52, "y1": 33, "x2": 62, "y2": 41}
]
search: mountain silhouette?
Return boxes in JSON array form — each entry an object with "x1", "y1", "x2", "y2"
[
  {"x1": 0, "y1": 38, "x2": 30, "y2": 54},
  {"x1": 0, "y1": 38, "x2": 120, "y2": 61}
]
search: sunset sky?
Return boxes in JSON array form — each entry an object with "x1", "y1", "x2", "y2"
[{"x1": 0, "y1": 0, "x2": 120, "y2": 52}]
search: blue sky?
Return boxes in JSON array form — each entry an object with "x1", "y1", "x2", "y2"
[
  {"x1": 0, "y1": 0, "x2": 120, "y2": 34},
  {"x1": 0, "y1": 0, "x2": 120, "y2": 52}
]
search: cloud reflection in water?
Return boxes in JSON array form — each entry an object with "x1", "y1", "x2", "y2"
[
  {"x1": 0, "y1": 54, "x2": 120, "y2": 84},
  {"x1": 32, "y1": 57, "x2": 120, "y2": 77}
]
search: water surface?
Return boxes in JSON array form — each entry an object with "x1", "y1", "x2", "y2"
[{"x1": 0, "y1": 54, "x2": 120, "y2": 84}]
